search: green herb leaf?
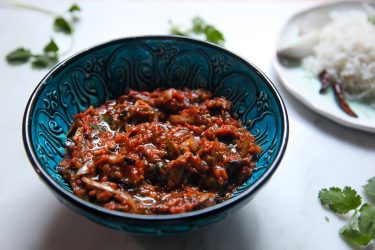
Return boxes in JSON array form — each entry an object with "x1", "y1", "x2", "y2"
[
  {"x1": 69, "y1": 3, "x2": 81, "y2": 12},
  {"x1": 325, "y1": 216, "x2": 330, "y2": 222},
  {"x1": 368, "y1": 16, "x2": 375, "y2": 25},
  {"x1": 89, "y1": 123, "x2": 106, "y2": 132},
  {"x1": 54, "y1": 16, "x2": 73, "y2": 34},
  {"x1": 358, "y1": 204, "x2": 375, "y2": 239},
  {"x1": 43, "y1": 39, "x2": 59, "y2": 53},
  {"x1": 6, "y1": 48, "x2": 32, "y2": 64},
  {"x1": 5, "y1": 3, "x2": 81, "y2": 69},
  {"x1": 170, "y1": 25, "x2": 188, "y2": 36},
  {"x1": 340, "y1": 213, "x2": 372, "y2": 246},
  {"x1": 204, "y1": 24, "x2": 225, "y2": 45},
  {"x1": 169, "y1": 16, "x2": 225, "y2": 45},
  {"x1": 340, "y1": 204, "x2": 375, "y2": 245},
  {"x1": 192, "y1": 17, "x2": 204, "y2": 34},
  {"x1": 31, "y1": 54, "x2": 58, "y2": 68},
  {"x1": 319, "y1": 186, "x2": 362, "y2": 214},
  {"x1": 364, "y1": 177, "x2": 375, "y2": 201}
]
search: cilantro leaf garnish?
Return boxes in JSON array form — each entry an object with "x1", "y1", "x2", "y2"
[
  {"x1": 358, "y1": 204, "x2": 375, "y2": 239},
  {"x1": 169, "y1": 16, "x2": 225, "y2": 45},
  {"x1": 89, "y1": 123, "x2": 106, "y2": 132},
  {"x1": 69, "y1": 4, "x2": 81, "y2": 13},
  {"x1": 43, "y1": 39, "x2": 59, "y2": 53},
  {"x1": 54, "y1": 16, "x2": 73, "y2": 34},
  {"x1": 5, "y1": 3, "x2": 81, "y2": 69},
  {"x1": 340, "y1": 204, "x2": 375, "y2": 245},
  {"x1": 319, "y1": 179, "x2": 375, "y2": 246},
  {"x1": 192, "y1": 17, "x2": 205, "y2": 34},
  {"x1": 31, "y1": 54, "x2": 58, "y2": 68},
  {"x1": 6, "y1": 43, "x2": 59, "y2": 69},
  {"x1": 325, "y1": 216, "x2": 330, "y2": 222},
  {"x1": 169, "y1": 24, "x2": 188, "y2": 36},
  {"x1": 319, "y1": 186, "x2": 362, "y2": 214},
  {"x1": 340, "y1": 213, "x2": 371, "y2": 246},
  {"x1": 364, "y1": 177, "x2": 375, "y2": 201},
  {"x1": 6, "y1": 48, "x2": 32, "y2": 64},
  {"x1": 203, "y1": 24, "x2": 225, "y2": 45}
]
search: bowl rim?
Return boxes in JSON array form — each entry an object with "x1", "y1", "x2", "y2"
[{"x1": 23, "y1": 35, "x2": 289, "y2": 222}]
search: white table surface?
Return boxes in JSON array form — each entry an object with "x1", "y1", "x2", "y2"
[{"x1": 1, "y1": 1, "x2": 375, "y2": 249}]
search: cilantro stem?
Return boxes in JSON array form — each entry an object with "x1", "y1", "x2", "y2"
[
  {"x1": 59, "y1": 35, "x2": 75, "y2": 57},
  {"x1": 0, "y1": 1, "x2": 58, "y2": 16}
]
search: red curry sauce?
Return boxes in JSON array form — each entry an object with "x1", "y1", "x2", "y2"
[{"x1": 59, "y1": 88, "x2": 261, "y2": 214}]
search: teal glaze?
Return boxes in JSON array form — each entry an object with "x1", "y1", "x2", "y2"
[{"x1": 23, "y1": 36, "x2": 288, "y2": 235}]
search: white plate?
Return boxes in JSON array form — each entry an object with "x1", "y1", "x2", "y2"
[{"x1": 272, "y1": 0, "x2": 375, "y2": 133}]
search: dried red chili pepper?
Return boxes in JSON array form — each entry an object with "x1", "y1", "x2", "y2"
[
  {"x1": 332, "y1": 80, "x2": 358, "y2": 118},
  {"x1": 318, "y1": 70, "x2": 331, "y2": 94},
  {"x1": 318, "y1": 70, "x2": 357, "y2": 118}
]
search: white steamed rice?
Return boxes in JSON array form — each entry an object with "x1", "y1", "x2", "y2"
[{"x1": 302, "y1": 10, "x2": 375, "y2": 105}]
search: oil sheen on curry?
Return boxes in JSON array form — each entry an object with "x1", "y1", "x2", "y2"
[{"x1": 59, "y1": 88, "x2": 261, "y2": 215}]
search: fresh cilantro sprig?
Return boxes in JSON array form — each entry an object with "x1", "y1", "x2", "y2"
[
  {"x1": 5, "y1": 3, "x2": 81, "y2": 68},
  {"x1": 340, "y1": 204, "x2": 375, "y2": 246},
  {"x1": 7, "y1": 39, "x2": 59, "y2": 68},
  {"x1": 53, "y1": 3, "x2": 81, "y2": 34},
  {"x1": 319, "y1": 187, "x2": 362, "y2": 214},
  {"x1": 319, "y1": 178, "x2": 375, "y2": 246},
  {"x1": 169, "y1": 16, "x2": 225, "y2": 45}
]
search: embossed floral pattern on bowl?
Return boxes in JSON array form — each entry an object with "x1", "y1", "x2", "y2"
[{"x1": 23, "y1": 36, "x2": 288, "y2": 235}]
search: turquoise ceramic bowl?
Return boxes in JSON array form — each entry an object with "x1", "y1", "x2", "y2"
[{"x1": 23, "y1": 36, "x2": 288, "y2": 235}]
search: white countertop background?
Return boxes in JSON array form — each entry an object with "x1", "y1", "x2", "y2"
[{"x1": 1, "y1": 1, "x2": 375, "y2": 249}]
